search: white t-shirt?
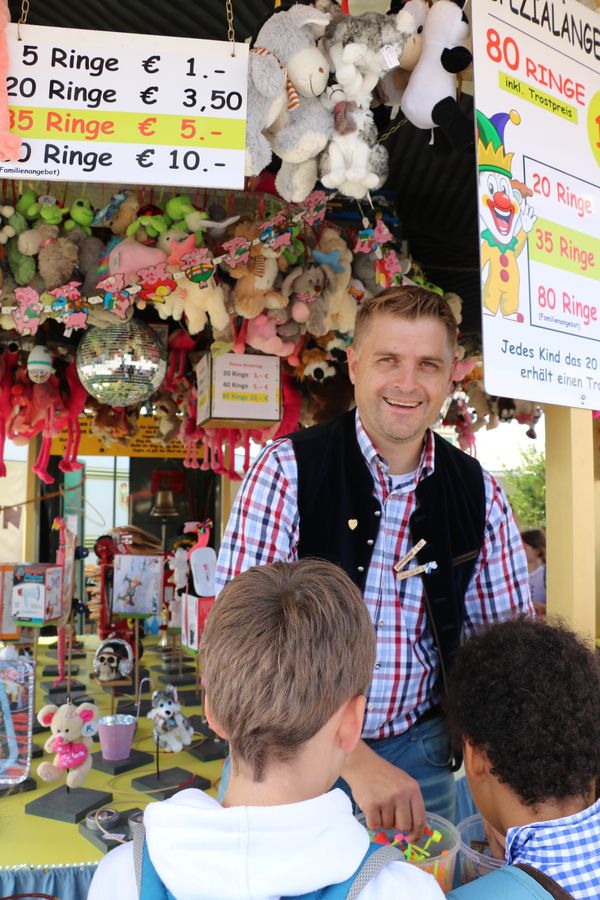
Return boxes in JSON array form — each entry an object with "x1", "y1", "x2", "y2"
[{"x1": 88, "y1": 788, "x2": 445, "y2": 900}]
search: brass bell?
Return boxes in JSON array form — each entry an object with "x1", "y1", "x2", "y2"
[{"x1": 150, "y1": 490, "x2": 178, "y2": 518}]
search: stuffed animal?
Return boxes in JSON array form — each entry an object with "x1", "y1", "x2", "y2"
[
  {"x1": 147, "y1": 685, "x2": 193, "y2": 753},
  {"x1": 324, "y1": 8, "x2": 416, "y2": 108},
  {"x1": 314, "y1": 227, "x2": 356, "y2": 335},
  {"x1": 319, "y1": 91, "x2": 388, "y2": 199},
  {"x1": 107, "y1": 237, "x2": 167, "y2": 286},
  {"x1": 63, "y1": 197, "x2": 95, "y2": 236},
  {"x1": 246, "y1": 48, "x2": 288, "y2": 176},
  {"x1": 152, "y1": 394, "x2": 180, "y2": 445},
  {"x1": 373, "y1": 0, "x2": 430, "y2": 119},
  {"x1": 400, "y1": 0, "x2": 473, "y2": 148},
  {"x1": 246, "y1": 310, "x2": 297, "y2": 357},
  {"x1": 37, "y1": 701, "x2": 99, "y2": 789},
  {"x1": 253, "y1": 5, "x2": 334, "y2": 202},
  {"x1": 175, "y1": 273, "x2": 230, "y2": 335},
  {"x1": 225, "y1": 224, "x2": 287, "y2": 319}
]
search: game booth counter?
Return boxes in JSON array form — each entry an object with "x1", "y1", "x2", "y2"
[{"x1": 0, "y1": 0, "x2": 599, "y2": 895}]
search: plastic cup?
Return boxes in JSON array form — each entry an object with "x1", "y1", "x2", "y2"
[
  {"x1": 457, "y1": 814, "x2": 504, "y2": 884},
  {"x1": 357, "y1": 811, "x2": 461, "y2": 893},
  {"x1": 97, "y1": 714, "x2": 136, "y2": 761}
]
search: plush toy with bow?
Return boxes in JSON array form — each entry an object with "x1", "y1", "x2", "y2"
[
  {"x1": 253, "y1": 4, "x2": 334, "y2": 202},
  {"x1": 37, "y1": 701, "x2": 99, "y2": 788}
]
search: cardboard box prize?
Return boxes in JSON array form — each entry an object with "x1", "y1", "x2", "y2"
[
  {"x1": 12, "y1": 564, "x2": 63, "y2": 626},
  {"x1": 181, "y1": 546, "x2": 216, "y2": 654},
  {"x1": 112, "y1": 555, "x2": 163, "y2": 618}
]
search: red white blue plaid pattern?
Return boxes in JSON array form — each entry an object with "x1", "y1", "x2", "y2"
[
  {"x1": 506, "y1": 799, "x2": 600, "y2": 898},
  {"x1": 216, "y1": 413, "x2": 532, "y2": 739}
]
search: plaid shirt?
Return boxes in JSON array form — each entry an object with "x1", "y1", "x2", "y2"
[
  {"x1": 506, "y1": 799, "x2": 600, "y2": 899},
  {"x1": 216, "y1": 412, "x2": 532, "y2": 739}
]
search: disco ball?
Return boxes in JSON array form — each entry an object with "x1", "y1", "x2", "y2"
[{"x1": 76, "y1": 321, "x2": 166, "y2": 407}]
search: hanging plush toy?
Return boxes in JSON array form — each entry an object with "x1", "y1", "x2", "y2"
[
  {"x1": 37, "y1": 702, "x2": 99, "y2": 788},
  {"x1": 400, "y1": 0, "x2": 473, "y2": 148},
  {"x1": 26, "y1": 346, "x2": 54, "y2": 384}
]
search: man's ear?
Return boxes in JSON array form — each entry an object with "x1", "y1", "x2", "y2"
[
  {"x1": 464, "y1": 739, "x2": 492, "y2": 782},
  {"x1": 338, "y1": 695, "x2": 366, "y2": 753},
  {"x1": 204, "y1": 696, "x2": 227, "y2": 740},
  {"x1": 346, "y1": 345, "x2": 358, "y2": 385}
]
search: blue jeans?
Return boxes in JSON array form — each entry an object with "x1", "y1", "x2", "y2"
[
  {"x1": 217, "y1": 713, "x2": 456, "y2": 822},
  {"x1": 334, "y1": 713, "x2": 456, "y2": 824}
]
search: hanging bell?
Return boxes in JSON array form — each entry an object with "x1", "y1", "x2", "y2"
[{"x1": 150, "y1": 490, "x2": 178, "y2": 518}]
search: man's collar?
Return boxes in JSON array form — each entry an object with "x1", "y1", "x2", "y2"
[{"x1": 354, "y1": 411, "x2": 435, "y2": 481}]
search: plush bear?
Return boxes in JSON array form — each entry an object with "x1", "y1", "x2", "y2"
[
  {"x1": 37, "y1": 702, "x2": 99, "y2": 789},
  {"x1": 253, "y1": 4, "x2": 334, "y2": 201},
  {"x1": 400, "y1": 0, "x2": 473, "y2": 148},
  {"x1": 180, "y1": 277, "x2": 231, "y2": 336},
  {"x1": 281, "y1": 264, "x2": 326, "y2": 326},
  {"x1": 224, "y1": 225, "x2": 288, "y2": 320},
  {"x1": 17, "y1": 223, "x2": 79, "y2": 291},
  {"x1": 314, "y1": 227, "x2": 357, "y2": 335}
]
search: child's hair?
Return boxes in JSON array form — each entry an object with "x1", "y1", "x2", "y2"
[
  {"x1": 521, "y1": 528, "x2": 546, "y2": 564},
  {"x1": 200, "y1": 559, "x2": 376, "y2": 780},
  {"x1": 445, "y1": 618, "x2": 600, "y2": 806}
]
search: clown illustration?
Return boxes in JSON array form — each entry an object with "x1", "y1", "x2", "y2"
[{"x1": 477, "y1": 110, "x2": 536, "y2": 320}]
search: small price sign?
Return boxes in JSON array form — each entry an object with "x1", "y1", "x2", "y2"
[
  {"x1": 1, "y1": 24, "x2": 248, "y2": 187},
  {"x1": 196, "y1": 352, "x2": 281, "y2": 428}
]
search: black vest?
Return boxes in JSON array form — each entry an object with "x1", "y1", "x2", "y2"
[{"x1": 288, "y1": 410, "x2": 486, "y2": 680}]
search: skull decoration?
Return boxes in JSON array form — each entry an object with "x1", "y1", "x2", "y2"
[{"x1": 93, "y1": 638, "x2": 134, "y2": 682}]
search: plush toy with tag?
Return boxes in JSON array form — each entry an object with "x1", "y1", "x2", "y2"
[
  {"x1": 400, "y1": 0, "x2": 473, "y2": 147},
  {"x1": 253, "y1": 4, "x2": 334, "y2": 201},
  {"x1": 314, "y1": 227, "x2": 357, "y2": 336},
  {"x1": 324, "y1": 8, "x2": 416, "y2": 108},
  {"x1": 37, "y1": 701, "x2": 99, "y2": 788}
]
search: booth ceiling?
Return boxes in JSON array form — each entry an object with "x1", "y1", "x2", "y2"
[{"x1": 6, "y1": 0, "x2": 481, "y2": 334}]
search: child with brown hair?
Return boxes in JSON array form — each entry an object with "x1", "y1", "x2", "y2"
[{"x1": 89, "y1": 559, "x2": 444, "y2": 899}]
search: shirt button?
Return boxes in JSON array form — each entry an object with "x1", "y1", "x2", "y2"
[
  {"x1": 374, "y1": 663, "x2": 380, "y2": 669},
  {"x1": 379, "y1": 620, "x2": 384, "y2": 627},
  {"x1": 374, "y1": 510, "x2": 381, "y2": 517},
  {"x1": 367, "y1": 539, "x2": 374, "y2": 546},
  {"x1": 368, "y1": 704, "x2": 374, "y2": 711},
  {"x1": 357, "y1": 566, "x2": 365, "y2": 573}
]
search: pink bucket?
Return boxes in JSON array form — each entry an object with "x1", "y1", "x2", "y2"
[{"x1": 97, "y1": 714, "x2": 136, "y2": 761}]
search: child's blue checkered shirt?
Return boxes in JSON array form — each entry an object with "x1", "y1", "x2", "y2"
[{"x1": 506, "y1": 798, "x2": 600, "y2": 899}]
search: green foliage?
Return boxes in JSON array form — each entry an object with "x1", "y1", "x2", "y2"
[{"x1": 502, "y1": 446, "x2": 546, "y2": 530}]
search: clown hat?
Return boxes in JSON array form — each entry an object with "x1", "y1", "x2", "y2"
[{"x1": 477, "y1": 109, "x2": 520, "y2": 177}]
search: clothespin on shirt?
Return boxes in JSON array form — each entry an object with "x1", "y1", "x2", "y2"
[{"x1": 394, "y1": 539, "x2": 438, "y2": 580}]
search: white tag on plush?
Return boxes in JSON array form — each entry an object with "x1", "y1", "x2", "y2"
[{"x1": 380, "y1": 44, "x2": 400, "y2": 70}]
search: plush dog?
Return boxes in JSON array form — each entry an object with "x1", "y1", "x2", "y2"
[{"x1": 147, "y1": 685, "x2": 194, "y2": 753}]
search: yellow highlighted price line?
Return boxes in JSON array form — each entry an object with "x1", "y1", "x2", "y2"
[
  {"x1": 529, "y1": 217, "x2": 600, "y2": 280},
  {"x1": 9, "y1": 105, "x2": 246, "y2": 149}
]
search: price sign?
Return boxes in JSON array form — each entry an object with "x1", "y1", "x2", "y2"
[
  {"x1": 472, "y1": 0, "x2": 600, "y2": 409},
  {"x1": 1, "y1": 24, "x2": 248, "y2": 188},
  {"x1": 196, "y1": 352, "x2": 281, "y2": 428}
]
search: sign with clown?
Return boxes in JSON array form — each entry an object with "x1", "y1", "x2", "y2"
[{"x1": 471, "y1": 0, "x2": 600, "y2": 410}]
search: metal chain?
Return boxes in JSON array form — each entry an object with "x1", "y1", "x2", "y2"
[
  {"x1": 379, "y1": 117, "x2": 408, "y2": 143},
  {"x1": 17, "y1": 0, "x2": 30, "y2": 40},
  {"x1": 225, "y1": 0, "x2": 236, "y2": 56}
]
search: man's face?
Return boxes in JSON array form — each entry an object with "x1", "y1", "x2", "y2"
[{"x1": 347, "y1": 313, "x2": 456, "y2": 452}]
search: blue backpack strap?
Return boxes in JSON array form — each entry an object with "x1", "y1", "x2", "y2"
[
  {"x1": 447, "y1": 865, "x2": 556, "y2": 899},
  {"x1": 286, "y1": 842, "x2": 405, "y2": 899},
  {"x1": 136, "y1": 836, "x2": 176, "y2": 900}
]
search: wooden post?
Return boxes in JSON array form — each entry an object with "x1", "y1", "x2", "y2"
[
  {"x1": 134, "y1": 618, "x2": 140, "y2": 702},
  {"x1": 545, "y1": 405, "x2": 596, "y2": 641}
]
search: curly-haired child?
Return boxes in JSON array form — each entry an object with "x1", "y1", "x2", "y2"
[{"x1": 446, "y1": 617, "x2": 600, "y2": 899}]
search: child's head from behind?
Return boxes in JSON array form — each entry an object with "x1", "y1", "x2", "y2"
[
  {"x1": 446, "y1": 618, "x2": 600, "y2": 830},
  {"x1": 200, "y1": 559, "x2": 375, "y2": 782}
]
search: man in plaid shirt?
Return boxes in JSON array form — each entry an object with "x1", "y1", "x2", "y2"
[{"x1": 217, "y1": 287, "x2": 532, "y2": 840}]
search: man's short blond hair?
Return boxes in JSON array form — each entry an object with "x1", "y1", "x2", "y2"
[
  {"x1": 200, "y1": 559, "x2": 376, "y2": 780},
  {"x1": 353, "y1": 285, "x2": 458, "y2": 352}
]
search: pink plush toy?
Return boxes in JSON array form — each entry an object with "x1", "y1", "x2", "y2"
[
  {"x1": 31, "y1": 376, "x2": 67, "y2": 484},
  {"x1": 0, "y1": 0, "x2": 21, "y2": 161},
  {"x1": 58, "y1": 363, "x2": 87, "y2": 473},
  {"x1": 0, "y1": 349, "x2": 16, "y2": 477},
  {"x1": 107, "y1": 237, "x2": 167, "y2": 286},
  {"x1": 246, "y1": 312, "x2": 296, "y2": 357},
  {"x1": 37, "y1": 702, "x2": 99, "y2": 789}
]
